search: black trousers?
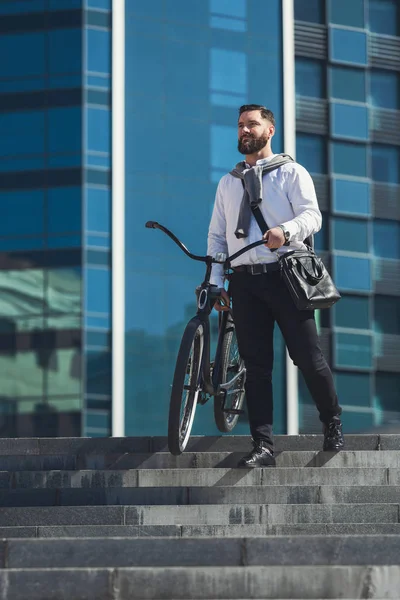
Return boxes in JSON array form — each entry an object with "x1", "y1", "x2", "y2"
[{"x1": 229, "y1": 269, "x2": 342, "y2": 451}]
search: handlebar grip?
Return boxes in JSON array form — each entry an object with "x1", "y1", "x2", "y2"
[{"x1": 145, "y1": 221, "x2": 159, "y2": 229}]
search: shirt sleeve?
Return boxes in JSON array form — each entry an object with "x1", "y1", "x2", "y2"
[
  {"x1": 280, "y1": 164, "x2": 322, "y2": 242},
  {"x1": 207, "y1": 180, "x2": 228, "y2": 288}
]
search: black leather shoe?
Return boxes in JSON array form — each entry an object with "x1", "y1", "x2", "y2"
[
  {"x1": 237, "y1": 440, "x2": 276, "y2": 468},
  {"x1": 323, "y1": 416, "x2": 344, "y2": 451}
]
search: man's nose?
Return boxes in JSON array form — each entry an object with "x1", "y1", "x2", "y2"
[{"x1": 242, "y1": 126, "x2": 250, "y2": 133}]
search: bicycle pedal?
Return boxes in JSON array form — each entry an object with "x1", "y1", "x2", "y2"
[{"x1": 222, "y1": 408, "x2": 244, "y2": 415}]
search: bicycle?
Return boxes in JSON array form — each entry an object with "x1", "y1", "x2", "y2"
[{"x1": 145, "y1": 220, "x2": 268, "y2": 455}]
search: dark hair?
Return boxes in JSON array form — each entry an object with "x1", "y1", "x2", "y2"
[{"x1": 239, "y1": 104, "x2": 275, "y2": 126}]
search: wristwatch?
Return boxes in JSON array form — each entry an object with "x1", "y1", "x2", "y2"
[{"x1": 278, "y1": 224, "x2": 290, "y2": 246}]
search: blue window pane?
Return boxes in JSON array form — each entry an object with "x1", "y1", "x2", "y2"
[
  {"x1": 314, "y1": 212, "x2": 329, "y2": 251},
  {"x1": 375, "y1": 373, "x2": 400, "y2": 420},
  {"x1": 48, "y1": 29, "x2": 82, "y2": 75},
  {"x1": 86, "y1": 350, "x2": 111, "y2": 395},
  {"x1": 335, "y1": 255, "x2": 371, "y2": 291},
  {"x1": 49, "y1": 0, "x2": 82, "y2": 7},
  {"x1": 0, "y1": 156, "x2": 45, "y2": 172},
  {"x1": 334, "y1": 295, "x2": 370, "y2": 329},
  {"x1": 48, "y1": 188, "x2": 82, "y2": 234},
  {"x1": 0, "y1": 190, "x2": 44, "y2": 236},
  {"x1": 86, "y1": 108, "x2": 110, "y2": 153},
  {"x1": 294, "y1": 0, "x2": 325, "y2": 23},
  {"x1": 371, "y1": 145, "x2": 400, "y2": 184},
  {"x1": 85, "y1": 187, "x2": 110, "y2": 233},
  {"x1": 370, "y1": 71, "x2": 400, "y2": 110},
  {"x1": 331, "y1": 103, "x2": 368, "y2": 141},
  {"x1": 0, "y1": 111, "x2": 45, "y2": 157},
  {"x1": 0, "y1": 238, "x2": 44, "y2": 251},
  {"x1": 0, "y1": 33, "x2": 45, "y2": 78},
  {"x1": 86, "y1": 29, "x2": 111, "y2": 74},
  {"x1": 85, "y1": 268, "x2": 111, "y2": 313},
  {"x1": 329, "y1": 0, "x2": 364, "y2": 28},
  {"x1": 296, "y1": 134, "x2": 326, "y2": 174},
  {"x1": 369, "y1": 0, "x2": 399, "y2": 36},
  {"x1": 330, "y1": 28, "x2": 368, "y2": 67},
  {"x1": 0, "y1": 78, "x2": 45, "y2": 93},
  {"x1": 87, "y1": 0, "x2": 111, "y2": 8},
  {"x1": 330, "y1": 66, "x2": 366, "y2": 103},
  {"x1": 333, "y1": 179, "x2": 370, "y2": 216},
  {"x1": 48, "y1": 107, "x2": 82, "y2": 154},
  {"x1": 335, "y1": 372, "x2": 371, "y2": 407},
  {"x1": 373, "y1": 220, "x2": 400, "y2": 259},
  {"x1": 295, "y1": 59, "x2": 325, "y2": 98},
  {"x1": 333, "y1": 218, "x2": 369, "y2": 253},
  {"x1": 335, "y1": 332, "x2": 373, "y2": 369},
  {"x1": 374, "y1": 296, "x2": 400, "y2": 335},
  {"x1": 0, "y1": 1, "x2": 45, "y2": 14},
  {"x1": 210, "y1": 49, "x2": 246, "y2": 95},
  {"x1": 49, "y1": 74, "x2": 82, "y2": 89},
  {"x1": 332, "y1": 142, "x2": 368, "y2": 177},
  {"x1": 47, "y1": 235, "x2": 81, "y2": 248}
]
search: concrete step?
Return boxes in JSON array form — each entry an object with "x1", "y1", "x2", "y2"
[
  {"x1": 1, "y1": 484, "x2": 400, "y2": 507},
  {"x1": 0, "y1": 565, "x2": 398, "y2": 599},
  {"x1": 0, "y1": 503, "x2": 397, "y2": 526},
  {"x1": 7, "y1": 467, "x2": 398, "y2": 488},
  {"x1": 3, "y1": 450, "x2": 400, "y2": 471},
  {"x1": 3, "y1": 535, "x2": 400, "y2": 568},
  {"x1": 2, "y1": 522, "x2": 400, "y2": 538}
]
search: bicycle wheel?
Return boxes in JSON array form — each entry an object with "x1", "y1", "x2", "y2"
[
  {"x1": 168, "y1": 318, "x2": 204, "y2": 455},
  {"x1": 214, "y1": 313, "x2": 246, "y2": 432}
]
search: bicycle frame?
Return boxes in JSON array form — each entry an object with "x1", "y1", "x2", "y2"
[{"x1": 145, "y1": 220, "x2": 269, "y2": 404}]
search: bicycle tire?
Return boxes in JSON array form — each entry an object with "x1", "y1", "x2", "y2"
[
  {"x1": 214, "y1": 314, "x2": 246, "y2": 433},
  {"x1": 168, "y1": 318, "x2": 204, "y2": 455}
]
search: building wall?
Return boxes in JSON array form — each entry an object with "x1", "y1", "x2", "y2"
[
  {"x1": 294, "y1": 0, "x2": 400, "y2": 432},
  {"x1": 124, "y1": 0, "x2": 287, "y2": 436}
]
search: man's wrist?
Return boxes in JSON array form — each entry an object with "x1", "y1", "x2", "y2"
[{"x1": 278, "y1": 224, "x2": 290, "y2": 246}]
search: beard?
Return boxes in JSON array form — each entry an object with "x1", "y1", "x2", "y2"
[{"x1": 238, "y1": 134, "x2": 269, "y2": 155}]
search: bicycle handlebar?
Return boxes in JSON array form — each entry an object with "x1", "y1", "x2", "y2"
[{"x1": 145, "y1": 220, "x2": 269, "y2": 266}]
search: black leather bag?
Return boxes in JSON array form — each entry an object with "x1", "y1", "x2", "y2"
[{"x1": 278, "y1": 249, "x2": 341, "y2": 310}]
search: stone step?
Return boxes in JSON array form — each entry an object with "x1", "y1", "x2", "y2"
[
  {"x1": 3, "y1": 450, "x2": 400, "y2": 471},
  {"x1": 2, "y1": 522, "x2": 400, "y2": 538},
  {"x1": 0, "y1": 565, "x2": 399, "y2": 599},
  {"x1": 0, "y1": 434, "x2": 392, "y2": 456},
  {"x1": 0, "y1": 503, "x2": 396, "y2": 527},
  {"x1": 0, "y1": 484, "x2": 400, "y2": 507},
  {"x1": 3, "y1": 535, "x2": 400, "y2": 568},
  {"x1": 6, "y1": 467, "x2": 398, "y2": 488}
]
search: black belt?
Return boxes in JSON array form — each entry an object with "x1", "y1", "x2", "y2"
[{"x1": 232, "y1": 263, "x2": 280, "y2": 275}]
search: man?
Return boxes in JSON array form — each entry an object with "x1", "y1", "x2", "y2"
[{"x1": 207, "y1": 104, "x2": 344, "y2": 468}]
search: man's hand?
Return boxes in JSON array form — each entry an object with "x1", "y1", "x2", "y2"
[
  {"x1": 214, "y1": 289, "x2": 230, "y2": 312},
  {"x1": 263, "y1": 226, "x2": 285, "y2": 249}
]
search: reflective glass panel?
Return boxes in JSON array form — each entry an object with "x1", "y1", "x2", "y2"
[
  {"x1": 0, "y1": 1, "x2": 45, "y2": 14},
  {"x1": 373, "y1": 220, "x2": 400, "y2": 259},
  {"x1": 335, "y1": 372, "x2": 371, "y2": 407},
  {"x1": 47, "y1": 187, "x2": 81, "y2": 233},
  {"x1": 330, "y1": 28, "x2": 368, "y2": 66},
  {"x1": 335, "y1": 332, "x2": 373, "y2": 369},
  {"x1": 334, "y1": 255, "x2": 371, "y2": 291},
  {"x1": 331, "y1": 103, "x2": 368, "y2": 141},
  {"x1": 368, "y1": 0, "x2": 399, "y2": 36},
  {"x1": 294, "y1": 0, "x2": 325, "y2": 23},
  {"x1": 0, "y1": 351, "x2": 43, "y2": 399},
  {"x1": 0, "y1": 270, "x2": 45, "y2": 317},
  {"x1": 333, "y1": 217, "x2": 369, "y2": 253},
  {"x1": 85, "y1": 187, "x2": 111, "y2": 233},
  {"x1": 86, "y1": 108, "x2": 110, "y2": 153},
  {"x1": 375, "y1": 373, "x2": 400, "y2": 423},
  {"x1": 0, "y1": 190, "x2": 44, "y2": 236},
  {"x1": 333, "y1": 179, "x2": 370, "y2": 216},
  {"x1": 374, "y1": 295, "x2": 400, "y2": 335},
  {"x1": 332, "y1": 142, "x2": 368, "y2": 177},
  {"x1": 371, "y1": 145, "x2": 400, "y2": 184},
  {"x1": 48, "y1": 29, "x2": 82, "y2": 75},
  {"x1": 370, "y1": 71, "x2": 400, "y2": 110},
  {"x1": 0, "y1": 111, "x2": 45, "y2": 157},
  {"x1": 48, "y1": 107, "x2": 82, "y2": 154},
  {"x1": 329, "y1": 0, "x2": 365, "y2": 28},
  {"x1": 86, "y1": 29, "x2": 111, "y2": 73},
  {"x1": 295, "y1": 59, "x2": 325, "y2": 98},
  {"x1": 330, "y1": 66, "x2": 366, "y2": 103},
  {"x1": 46, "y1": 268, "x2": 82, "y2": 319},
  {"x1": 296, "y1": 134, "x2": 327, "y2": 174},
  {"x1": 85, "y1": 268, "x2": 110, "y2": 314},
  {"x1": 0, "y1": 33, "x2": 45, "y2": 78},
  {"x1": 334, "y1": 295, "x2": 370, "y2": 329},
  {"x1": 87, "y1": 0, "x2": 111, "y2": 7},
  {"x1": 47, "y1": 349, "x2": 81, "y2": 396}
]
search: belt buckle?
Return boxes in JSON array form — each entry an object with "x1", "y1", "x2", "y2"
[{"x1": 249, "y1": 264, "x2": 262, "y2": 275}]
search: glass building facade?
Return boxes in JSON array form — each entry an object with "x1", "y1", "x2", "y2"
[
  {"x1": 1, "y1": 0, "x2": 400, "y2": 438},
  {"x1": 294, "y1": 0, "x2": 400, "y2": 432}
]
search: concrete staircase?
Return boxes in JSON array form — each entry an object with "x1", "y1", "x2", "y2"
[{"x1": 0, "y1": 434, "x2": 399, "y2": 599}]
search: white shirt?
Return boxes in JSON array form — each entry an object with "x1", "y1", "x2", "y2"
[{"x1": 207, "y1": 154, "x2": 322, "y2": 288}]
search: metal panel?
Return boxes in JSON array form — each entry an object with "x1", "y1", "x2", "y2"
[
  {"x1": 375, "y1": 334, "x2": 400, "y2": 373},
  {"x1": 296, "y1": 96, "x2": 328, "y2": 135},
  {"x1": 373, "y1": 259, "x2": 400, "y2": 296},
  {"x1": 295, "y1": 22, "x2": 327, "y2": 60},
  {"x1": 370, "y1": 108, "x2": 400, "y2": 145},
  {"x1": 372, "y1": 183, "x2": 400, "y2": 221},
  {"x1": 369, "y1": 34, "x2": 400, "y2": 71}
]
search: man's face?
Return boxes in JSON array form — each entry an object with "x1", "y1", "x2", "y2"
[{"x1": 237, "y1": 110, "x2": 274, "y2": 155}]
